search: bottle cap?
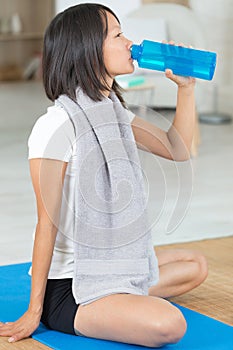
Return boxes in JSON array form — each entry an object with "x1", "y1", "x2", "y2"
[{"x1": 130, "y1": 44, "x2": 141, "y2": 60}]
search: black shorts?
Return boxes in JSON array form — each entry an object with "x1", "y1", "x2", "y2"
[{"x1": 41, "y1": 278, "x2": 79, "y2": 335}]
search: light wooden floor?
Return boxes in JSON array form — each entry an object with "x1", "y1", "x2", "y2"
[{"x1": 0, "y1": 237, "x2": 232, "y2": 349}]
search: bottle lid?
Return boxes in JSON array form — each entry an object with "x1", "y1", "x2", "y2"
[{"x1": 130, "y1": 44, "x2": 141, "y2": 60}]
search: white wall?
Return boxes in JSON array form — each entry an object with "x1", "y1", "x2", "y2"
[
  {"x1": 55, "y1": 0, "x2": 141, "y2": 20},
  {"x1": 190, "y1": 0, "x2": 233, "y2": 114}
]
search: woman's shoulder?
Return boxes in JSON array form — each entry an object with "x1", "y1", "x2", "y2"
[
  {"x1": 28, "y1": 105, "x2": 75, "y2": 162},
  {"x1": 30, "y1": 104, "x2": 73, "y2": 134}
]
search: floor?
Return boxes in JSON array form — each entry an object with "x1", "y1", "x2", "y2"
[{"x1": 0, "y1": 81, "x2": 232, "y2": 265}]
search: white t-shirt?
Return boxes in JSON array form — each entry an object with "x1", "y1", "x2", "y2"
[{"x1": 28, "y1": 104, "x2": 136, "y2": 279}]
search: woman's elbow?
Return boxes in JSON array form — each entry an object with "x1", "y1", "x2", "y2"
[
  {"x1": 165, "y1": 149, "x2": 191, "y2": 162},
  {"x1": 174, "y1": 153, "x2": 191, "y2": 162},
  {"x1": 170, "y1": 146, "x2": 191, "y2": 162}
]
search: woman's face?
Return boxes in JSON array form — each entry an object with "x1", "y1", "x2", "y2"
[{"x1": 103, "y1": 11, "x2": 134, "y2": 83}]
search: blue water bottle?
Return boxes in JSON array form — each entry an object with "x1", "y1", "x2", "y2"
[{"x1": 131, "y1": 40, "x2": 217, "y2": 80}]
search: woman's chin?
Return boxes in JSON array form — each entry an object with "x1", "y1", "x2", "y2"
[{"x1": 125, "y1": 65, "x2": 135, "y2": 75}]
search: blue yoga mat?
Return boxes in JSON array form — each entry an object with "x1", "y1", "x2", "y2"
[{"x1": 0, "y1": 262, "x2": 232, "y2": 349}]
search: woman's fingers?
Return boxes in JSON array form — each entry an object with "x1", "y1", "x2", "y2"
[
  {"x1": 8, "y1": 325, "x2": 36, "y2": 343},
  {"x1": 0, "y1": 313, "x2": 40, "y2": 343},
  {"x1": 0, "y1": 324, "x2": 31, "y2": 342},
  {"x1": 0, "y1": 326, "x2": 15, "y2": 337},
  {"x1": 162, "y1": 39, "x2": 192, "y2": 48},
  {"x1": 169, "y1": 40, "x2": 175, "y2": 45},
  {"x1": 162, "y1": 39, "x2": 175, "y2": 45},
  {"x1": 8, "y1": 330, "x2": 26, "y2": 343},
  {"x1": 165, "y1": 68, "x2": 196, "y2": 86},
  {"x1": 0, "y1": 322, "x2": 19, "y2": 336},
  {"x1": 165, "y1": 69, "x2": 174, "y2": 78}
]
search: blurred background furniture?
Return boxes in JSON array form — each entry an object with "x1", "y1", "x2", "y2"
[
  {"x1": 0, "y1": 0, "x2": 54, "y2": 81},
  {"x1": 120, "y1": 78, "x2": 156, "y2": 115}
]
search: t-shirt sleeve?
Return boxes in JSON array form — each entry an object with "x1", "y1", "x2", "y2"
[{"x1": 28, "y1": 106, "x2": 75, "y2": 162}]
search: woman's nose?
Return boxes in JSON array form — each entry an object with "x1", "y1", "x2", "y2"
[{"x1": 126, "y1": 38, "x2": 133, "y2": 50}]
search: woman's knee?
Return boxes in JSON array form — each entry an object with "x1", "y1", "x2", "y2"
[
  {"x1": 193, "y1": 251, "x2": 208, "y2": 286},
  {"x1": 148, "y1": 306, "x2": 187, "y2": 347},
  {"x1": 74, "y1": 295, "x2": 187, "y2": 348}
]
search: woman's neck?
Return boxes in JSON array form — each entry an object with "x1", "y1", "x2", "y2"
[{"x1": 102, "y1": 76, "x2": 114, "y2": 97}]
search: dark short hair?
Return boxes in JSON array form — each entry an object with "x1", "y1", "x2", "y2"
[{"x1": 42, "y1": 3, "x2": 125, "y2": 104}]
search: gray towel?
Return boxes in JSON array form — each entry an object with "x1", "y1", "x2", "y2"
[{"x1": 57, "y1": 88, "x2": 159, "y2": 305}]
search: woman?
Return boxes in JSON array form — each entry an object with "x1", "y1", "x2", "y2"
[{"x1": 0, "y1": 3, "x2": 207, "y2": 348}]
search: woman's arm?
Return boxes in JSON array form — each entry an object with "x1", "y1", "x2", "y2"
[
  {"x1": 0, "y1": 158, "x2": 68, "y2": 343},
  {"x1": 167, "y1": 69, "x2": 196, "y2": 160},
  {"x1": 131, "y1": 69, "x2": 196, "y2": 161},
  {"x1": 29, "y1": 159, "x2": 68, "y2": 317}
]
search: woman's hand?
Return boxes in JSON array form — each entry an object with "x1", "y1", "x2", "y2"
[
  {"x1": 165, "y1": 68, "x2": 196, "y2": 89},
  {"x1": 0, "y1": 309, "x2": 41, "y2": 343},
  {"x1": 163, "y1": 40, "x2": 196, "y2": 89}
]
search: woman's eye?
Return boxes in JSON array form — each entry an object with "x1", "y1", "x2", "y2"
[{"x1": 116, "y1": 32, "x2": 123, "y2": 37}]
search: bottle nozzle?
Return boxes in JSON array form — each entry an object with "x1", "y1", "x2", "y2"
[{"x1": 130, "y1": 44, "x2": 141, "y2": 60}]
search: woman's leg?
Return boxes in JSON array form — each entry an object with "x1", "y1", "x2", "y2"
[
  {"x1": 74, "y1": 293, "x2": 186, "y2": 348},
  {"x1": 149, "y1": 248, "x2": 208, "y2": 298}
]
